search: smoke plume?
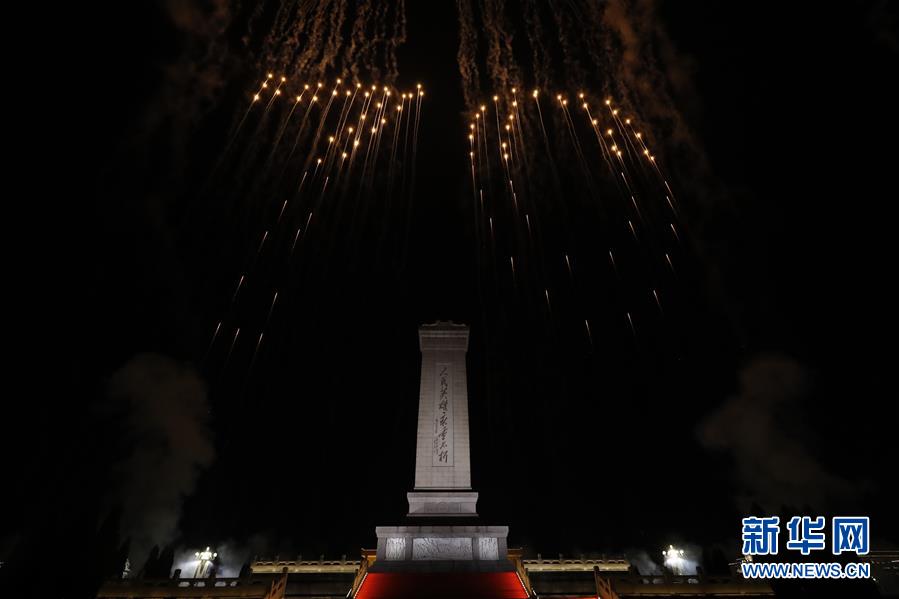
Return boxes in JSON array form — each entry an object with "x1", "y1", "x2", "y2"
[
  {"x1": 627, "y1": 543, "x2": 701, "y2": 576},
  {"x1": 698, "y1": 354, "x2": 853, "y2": 511},
  {"x1": 626, "y1": 550, "x2": 662, "y2": 575},
  {"x1": 170, "y1": 533, "x2": 288, "y2": 580},
  {"x1": 105, "y1": 353, "x2": 215, "y2": 570}
]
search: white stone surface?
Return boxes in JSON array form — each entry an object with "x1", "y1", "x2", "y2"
[
  {"x1": 478, "y1": 537, "x2": 499, "y2": 560},
  {"x1": 385, "y1": 538, "x2": 406, "y2": 560},
  {"x1": 374, "y1": 524, "x2": 510, "y2": 564},
  {"x1": 407, "y1": 491, "x2": 478, "y2": 516},
  {"x1": 412, "y1": 538, "x2": 473, "y2": 560},
  {"x1": 413, "y1": 322, "x2": 472, "y2": 490}
]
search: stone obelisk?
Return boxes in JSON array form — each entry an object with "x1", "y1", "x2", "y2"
[
  {"x1": 407, "y1": 321, "x2": 478, "y2": 516},
  {"x1": 373, "y1": 322, "x2": 511, "y2": 571}
]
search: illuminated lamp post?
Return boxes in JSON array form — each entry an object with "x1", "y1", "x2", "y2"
[
  {"x1": 194, "y1": 547, "x2": 217, "y2": 578},
  {"x1": 662, "y1": 545, "x2": 686, "y2": 575}
]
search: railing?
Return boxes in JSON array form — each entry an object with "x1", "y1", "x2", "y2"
[
  {"x1": 594, "y1": 568, "x2": 621, "y2": 599},
  {"x1": 251, "y1": 557, "x2": 360, "y2": 574},
  {"x1": 523, "y1": 556, "x2": 631, "y2": 572},
  {"x1": 348, "y1": 553, "x2": 371, "y2": 598}
]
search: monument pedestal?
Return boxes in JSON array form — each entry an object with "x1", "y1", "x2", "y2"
[
  {"x1": 406, "y1": 491, "x2": 479, "y2": 517},
  {"x1": 372, "y1": 525, "x2": 512, "y2": 572}
]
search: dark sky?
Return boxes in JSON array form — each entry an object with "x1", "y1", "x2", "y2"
[{"x1": 8, "y1": 1, "x2": 898, "y2": 593}]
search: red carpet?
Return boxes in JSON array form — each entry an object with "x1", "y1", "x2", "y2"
[{"x1": 355, "y1": 572, "x2": 529, "y2": 599}]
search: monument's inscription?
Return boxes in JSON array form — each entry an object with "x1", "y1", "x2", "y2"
[
  {"x1": 432, "y1": 363, "x2": 454, "y2": 466},
  {"x1": 412, "y1": 537, "x2": 473, "y2": 560}
]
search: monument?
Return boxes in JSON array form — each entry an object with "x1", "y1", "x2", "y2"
[
  {"x1": 97, "y1": 322, "x2": 778, "y2": 598},
  {"x1": 372, "y1": 322, "x2": 513, "y2": 571}
]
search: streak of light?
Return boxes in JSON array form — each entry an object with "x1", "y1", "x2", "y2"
[
  {"x1": 223, "y1": 327, "x2": 240, "y2": 368},
  {"x1": 652, "y1": 289, "x2": 663, "y2": 314},
  {"x1": 204, "y1": 320, "x2": 223, "y2": 360},
  {"x1": 232, "y1": 275, "x2": 246, "y2": 303},
  {"x1": 670, "y1": 223, "x2": 681, "y2": 243}
]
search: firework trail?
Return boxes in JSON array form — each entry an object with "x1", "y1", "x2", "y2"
[
  {"x1": 456, "y1": 0, "x2": 482, "y2": 109},
  {"x1": 345, "y1": 0, "x2": 373, "y2": 81},
  {"x1": 521, "y1": 1, "x2": 552, "y2": 91},
  {"x1": 387, "y1": 0, "x2": 407, "y2": 85},
  {"x1": 452, "y1": 0, "x2": 707, "y2": 354},
  {"x1": 481, "y1": 0, "x2": 521, "y2": 92},
  {"x1": 466, "y1": 81, "x2": 688, "y2": 351},
  {"x1": 202, "y1": 74, "x2": 423, "y2": 386},
  {"x1": 254, "y1": 1, "x2": 407, "y2": 86},
  {"x1": 548, "y1": 0, "x2": 588, "y2": 88},
  {"x1": 159, "y1": 0, "x2": 702, "y2": 393}
]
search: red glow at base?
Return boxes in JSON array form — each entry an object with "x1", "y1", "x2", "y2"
[{"x1": 354, "y1": 572, "x2": 529, "y2": 599}]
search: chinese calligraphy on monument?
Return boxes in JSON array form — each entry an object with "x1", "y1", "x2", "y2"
[{"x1": 432, "y1": 363, "x2": 454, "y2": 466}]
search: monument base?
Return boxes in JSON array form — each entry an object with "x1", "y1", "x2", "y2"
[
  {"x1": 368, "y1": 559, "x2": 516, "y2": 573},
  {"x1": 407, "y1": 491, "x2": 479, "y2": 517},
  {"x1": 373, "y1": 525, "x2": 513, "y2": 572}
]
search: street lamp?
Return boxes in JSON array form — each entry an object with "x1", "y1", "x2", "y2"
[
  {"x1": 194, "y1": 547, "x2": 218, "y2": 578},
  {"x1": 662, "y1": 545, "x2": 686, "y2": 574}
]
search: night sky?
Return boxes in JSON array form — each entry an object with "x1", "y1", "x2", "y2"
[{"x1": 7, "y1": 1, "x2": 899, "y2": 596}]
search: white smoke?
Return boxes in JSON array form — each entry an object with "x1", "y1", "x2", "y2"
[
  {"x1": 106, "y1": 353, "x2": 215, "y2": 570},
  {"x1": 171, "y1": 536, "x2": 273, "y2": 579},
  {"x1": 627, "y1": 543, "x2": 701, "y2": 576},
  {"x1": 661, "y1": 543, "x2": 702, "y2": 576},
  {"x1": 626, "y1": 550, "x2": 662, "y2": 575},
  {"x1": 698, "y1": 354, "x2": 853, "y2": 510}
]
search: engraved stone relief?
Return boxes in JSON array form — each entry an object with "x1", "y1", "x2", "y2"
[
  {"x1": 412, "y1": 537, "x2": 473, "y2": 560},
  {"x1": 432, "y1": 363, "x2": 454, "y2": 467},
  {"x1": 385, "y1": 537, "x2": 406, "y2": 560},
  {"x1": 477, "y1": 537, "x2": 499, "y2": 560}
]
